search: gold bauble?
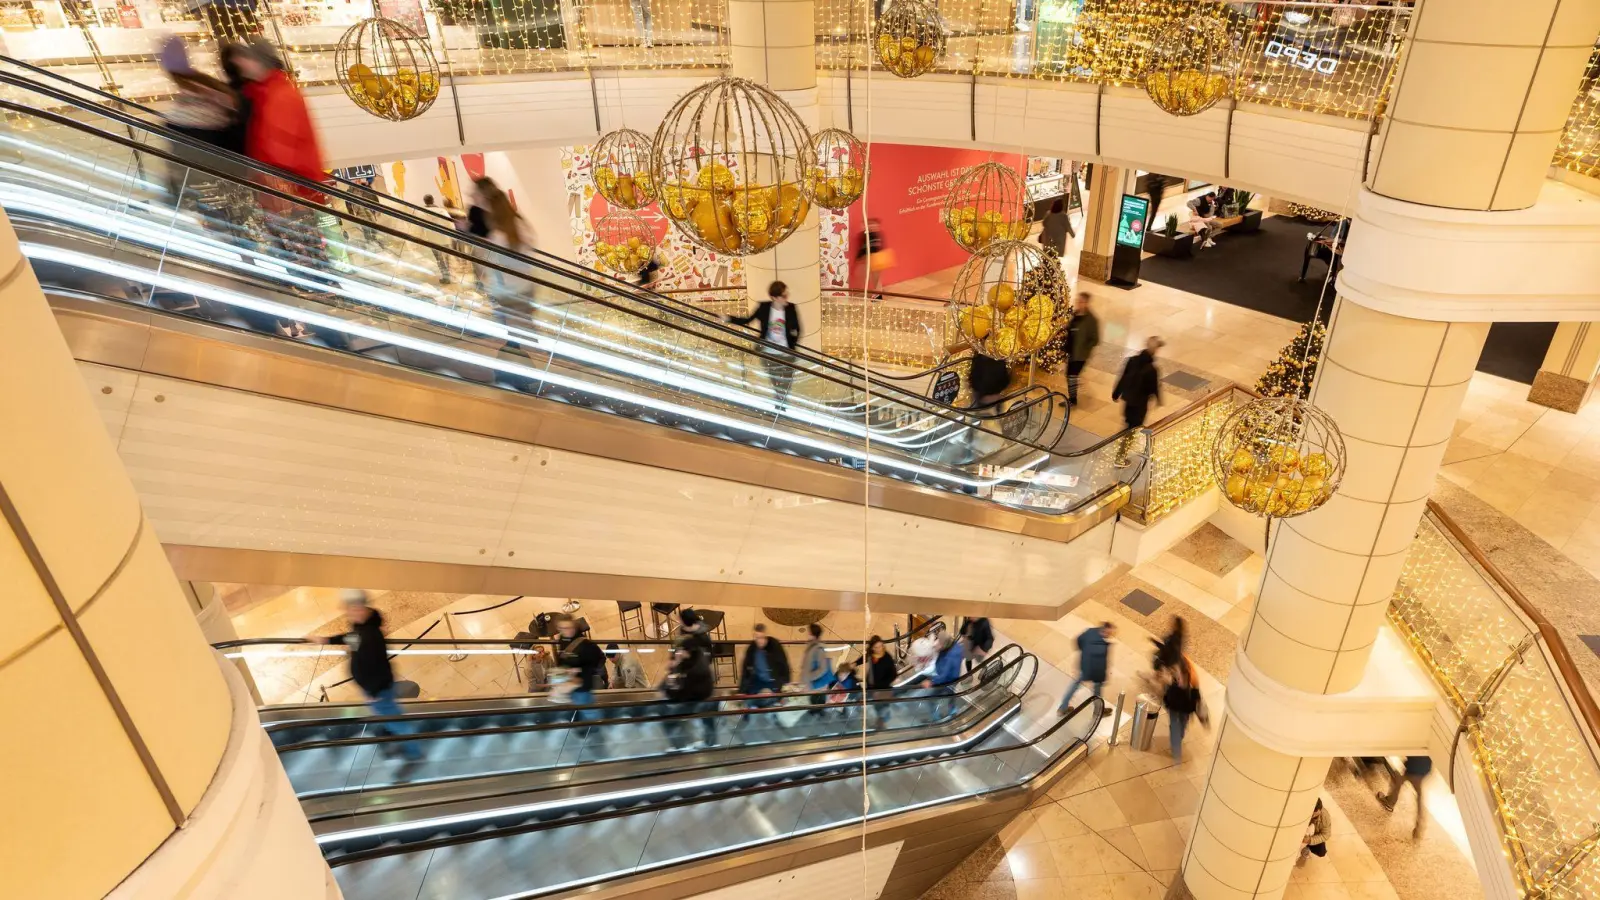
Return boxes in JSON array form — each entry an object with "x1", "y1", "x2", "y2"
[
  {"x1": 1302, "y1": 452, "x2": 1330, "y2": 479},
  {"x1": 1269, "y1": 445, "x2": 1301, "y2": 470},
  {"x1": 959, "y1": 305, "x2": 994, "y2": 341},
  {"x1": 1230, "y1": 447, "x2": 1255, "y2": 473},
  {"x1": 989, "y1": 282, "x2": 1017, "y2": 311},
  {"x1": 989, "y1": 325, "x2": 1020, "y2": 359}
]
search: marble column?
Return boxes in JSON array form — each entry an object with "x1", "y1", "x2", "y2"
[
  {"x1": 729, "y1": 0, "x2": 822, "y2": 349},
  {"x1": 1529, "y1": 321, "x2": 1600, "y2": 412},
  {"x1": 0, "y1": 207, "x2": 334, "y2": 898}
]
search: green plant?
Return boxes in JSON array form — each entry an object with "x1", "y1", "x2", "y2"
[
  {"x1": 1234, "y1": 190, "x2": 1255, "y2": 212},
  {"x1": 1164, "y1": 213, "x2": 1180, "y2": 235}
]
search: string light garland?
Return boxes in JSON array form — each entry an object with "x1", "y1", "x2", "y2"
[
  {"x1": 649, "y1": 76, "x2": 817, "y2": 257},
  {"x1": 941, "y1": 162, "x2": 1031, "y2": 253},
  {"x1": 805, "y1": 128, "x2": 869, "y2": 210},
  {"x1": 592, "y1": 128, "x2": 658, "y2": 210},
  {"x1": 872, "y1": 0, "x2": 946, "y2": 78},
  {"x1": 1145, "y1": 5, "x2": 1242, "y2": 117},
  {"x1": 334, "y1": 18, "x2": 441, "y2": 121},
  {"x1": 948, "y1": 240, "x2": 1065, "y2": 363},
  {"x1": 1256, "y1": 322, "x2": 1325, "y2": 401}
]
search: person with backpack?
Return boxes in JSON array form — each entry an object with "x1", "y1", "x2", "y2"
[
  {"x1": 737, "y1": 624, "x2": 791, "y2": 707},
  {"x1": 314, "y1": 590, "x2": 422, "y2": 764},
  {"x1": 1059, "y1": 621, "x2": 1114, "y2": 714},
  {"x1": 1159, "y1": 652, "x2": 1202, "y2": 764},
  {"x1": 661, "y1": 643, "x2": 716, "y2": 750},
  {"x1": 800, "y1": 622, "x2": 833, "y2": 707},
  {"x1": 553, "y1": 614, "x2": 607, "y2": 709}
]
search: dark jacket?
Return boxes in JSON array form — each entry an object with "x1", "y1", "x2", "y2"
[
  {"x1": 1162, "y1": 657, "x2": 1200, "y2": 716},
  {"x1": 1067, "y1": 311, "x2": 1100, "y2": 365},
  {"x1": 333, "y1": 610, "x2": 394, "y2": 696},
  {"x1": 675, "y1": 621, "x2": 714, "y2": 658},
  {"x1": 728, "y1": 301, "x2": 801, "y2": 350},
  {"x1": 1076, "y1": 626, "x2": 1111, "y2": 683},
  {"x1": 467, "y1": 204, "x2": 491, "y2": 239},
  {"x1": 1112, "y1": 350, "x2": 1162, "y2": 427},
  {"x1": 960, "y1": 618, "x2": 994, "y2": 654},
  {"x1": 663, "y1": 647, "x2": 714, "y2": 702},
  {"x1": 554, "y1": 633, "x2": 607, "y2": 692},
  {"x1": 866, "y1": 651, "x2": 898, "y2": 690},
  {"x1": 968, "y1": 352, "x2": 1010, "y2": 403},
  {"x1": 738, "y1": 638, "x2": 792, "y2": 694}
]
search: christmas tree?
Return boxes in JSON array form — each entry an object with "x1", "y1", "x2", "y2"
[{"x1": 1256, "y1": 322, "x2": 1326, "y2": 399}]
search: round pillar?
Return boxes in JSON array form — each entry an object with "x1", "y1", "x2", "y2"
[{"x1": 0, "y1": 208, "x2": 332, "y2": 898}]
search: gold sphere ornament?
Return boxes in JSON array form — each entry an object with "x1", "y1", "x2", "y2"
[
  {"x1": 650, "y1": 76, "x2": 816, "y2": 257},
  {"x1": 591, "y1": 128, "x2": 657, "y2": 210},
  {"x1": 1144, "y1": 7, "x2": 1242, "y2": 117},
  {"x1": 335, "y1": 18, "x2": 441, "y2": 122},
  {"x1": 949, "y1": 240, "x2": 1068, "y2": 363},
  {"x1": 592, "y1": 209, "x2": 658, "y2": 276},
  {"x1": 805, "y1": 128, "x2": 868, "y2": 210},
  {"x1": 873, "y1": 0, "x2": 946, "y2": 78},
  {"x1": 1211, "y1": 396, "x2": 1345, "y2": 518},
  {"x1": 941, "y1": 162, "x2": 1032, "y2": 253}
]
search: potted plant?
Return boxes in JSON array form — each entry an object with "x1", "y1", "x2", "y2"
[
  {"x1": 1142, "y1": 212, "x2": 1193, "y2": 259},
  {"x1": 1233, "y1": 190, "x2": 1262, "y2": 232}
]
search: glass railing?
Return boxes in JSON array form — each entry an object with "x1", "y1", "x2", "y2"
[
  {"x1": 1124, "y1": 384, "x2": 1250, "y2": 526},
  {"x1": 0, "y1": 72, "x2": 1144, "y2": 514},
  {"x1": 1554, "y1": 37, "x2": 1600, "y2": 180},
  {"x1": 1389, "y1": 503, "x2": 1600, "y2": 900}
]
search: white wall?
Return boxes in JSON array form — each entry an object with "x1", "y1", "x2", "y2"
[{"x1": 498, "y1": 147, "x2": 577, "y2": 262}]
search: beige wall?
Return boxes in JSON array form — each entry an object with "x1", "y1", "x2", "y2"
[{"x1": 0, "y1": 209, "x2": 231, "y2": 897}]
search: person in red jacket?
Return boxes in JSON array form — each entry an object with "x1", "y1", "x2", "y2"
[{"x1": 224, "y1": 38, "x2": 334, "y2": 286}]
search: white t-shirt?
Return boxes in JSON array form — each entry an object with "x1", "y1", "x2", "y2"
[{"x1": 765, "y1": 303, "x2": 788, "y2": 345}]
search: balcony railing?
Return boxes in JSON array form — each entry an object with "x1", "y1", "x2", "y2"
[
  {"x1": 1389, "y1": 502, "x2": 1600, "y2": 900},
  {"x1": 1554, "y1": 39, "x2": 1600, "y2": 180},
  {"x1": 1123, "y1": 383, "x2": 1248, "y2": 526}
]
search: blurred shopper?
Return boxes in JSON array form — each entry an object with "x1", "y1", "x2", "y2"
[
  {"x1": 1112, "y1": 337, "x2": 1164, "y2": 467},
  {"x1": 829, "y1": 661, "x2": 860, "y2": 704},
  {"x1": 1037, "y1": 198, "x2": 1075, "y2": 256},
  {"x1": 470, "y1": 176, "x2": 529, "y2": 306},
  {"x1": 315, "y1": 590, "x2": 422, "y2": 763},
  {"x1": 1145, "y1": 174, "x2": 1172, "y2": 227},
  {"x1": 924, "y1": 631, "x2": 965, "y2": 719},
  {"x1": 674, "y1": 608, "x2": 714, "y2": 659},
  {"x1": 853, "y1": 217, "x2": 891, "y2": 297},
  {"x1": 1058, "y1": 621, "x2": 1114, "y2": 714},
  {"x1": 524, "y1": 644, "x2": 551, "y2": 691},
  {"x1": 1065, "y1": 292, "x2": 1100, "y2": 405},
  {"x1": 1379, "y1": 755, "x2": 1432, "y2": 839},
  {"x1": 800, "y1": 622, "x2": 833, "y2": 707},
  {"x1": 1152, "y1": 616, "x2": 1186, "y2": 669},
  {"x1": 1157, "y1": 650, "x2": 1201, "y2": 764},
  {"x1": 1299, "y1": 799, "x2": 1332, "y2": 865},
  {"x1": 967, "y1": 350, "x2": 1012, "y2": 409},
  {"x1": 420, "y1": 193, "x2": 455, "y2": 284},
  {"x1": 607, "y1": 642, "x2": 650, "y2": 689},
  {"x1": 959, "y1": 616, "x2": 994, "y2": 674},
  {"x1": 343, "y1": 179, "x2": 382, "y2": 248},
  {"x1": 553, "y1": 614, "x2": 607, "y2": 708},
  {"x1": 725, "y1": 280, "x2": 801, "y2": 408},
  {"x1": 738, "y1": 624, "x2": 791, "y2": 707},
  {"x1": 159, "y1": 37, "x2": 244, "y2": 154},
  {"x1": 864, "y1": 634, "x2": 898, "y2": 725},
  {"x1": 661, "y1": 643, "x2": 716, "y2": 750}
]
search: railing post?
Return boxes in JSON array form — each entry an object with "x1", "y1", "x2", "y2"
[{"x1": 1108, "y1": 690, "x2": 1126, "y2": 746}]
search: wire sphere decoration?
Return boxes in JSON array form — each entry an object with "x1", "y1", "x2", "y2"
[
  {"x1": 649, "y1": 76, "x2": 817, "y2": 257},
  {"x1": 948, "y1": 240, "x2": 1068, "y2": 363},
  {"x1": 1212, "y1": 396, "x2": 1345, "y2": 519},
  {"x1": 941, "y1": 162, "x2": 1032, "y2": 253},
  {"x1": 873, "y1": 0, "x2": 946, "y2": 78},
  {"x1": 1144, "y1": 7, "x2": 1243, "y2": 117},
  {"x1": 805, "y1": 128, "x2": 868, "y2": 210},
  {"x1": 591, "y1": 127, "x2": 657, "y2": 210},
  {"x1": 335, "y1": 18, "x2": 441, "y2": 122},
  {"x1": 592, "y1": 209, "x2": 659, "y2": 276}
]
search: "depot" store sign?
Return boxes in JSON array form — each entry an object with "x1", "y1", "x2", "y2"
[{"x1": 1265, "y1": 40, "x2": 1339, "y2": 75}]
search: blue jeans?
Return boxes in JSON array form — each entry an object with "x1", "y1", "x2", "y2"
[
  {"x1": 1058, "y1": 677, "x2": 1104, "y2": 713},
  {"x1": 366, "y1": 686, "x2": 422, "y2": 761},
  {"x1": 1169, "y1": 710, "x2": 1190, "y2": 763}
]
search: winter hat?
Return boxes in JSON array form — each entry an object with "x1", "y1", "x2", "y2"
[{"x1": 158, "y1": 35, "x2": 192, "y2": 74}]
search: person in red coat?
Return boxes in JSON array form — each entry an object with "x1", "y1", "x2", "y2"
[{"x1": 224, "y1": 38, "x2": 334, "y2": 287}]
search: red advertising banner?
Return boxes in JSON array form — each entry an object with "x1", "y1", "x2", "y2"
[{"x1": 848, "y1": 144, "x2": 1024, "y2": 290}]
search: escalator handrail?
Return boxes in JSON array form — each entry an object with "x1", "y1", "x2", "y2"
[
  {"x1": 326, "y1": 688, "x2": 1101, "y2": 869},
  {"x1": 270, "y1": 643, "x2": 1025, "y2": 751},
  {"x1": 0, "y1": 59, "x2": 1033, "y2": 421}
]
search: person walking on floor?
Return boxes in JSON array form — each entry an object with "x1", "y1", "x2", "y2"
[
  {"x1": 1058, "y1": 621, "x2": 1114, "y2": 714},
  {"x1": 1299, "y1": 798, "x2": 1332, "y2": 865},
  {"x1": 737, "y1": 623, "x2": 792, "y2": 709},
  {"x1": 800, "y1": 622, "x2": 833, "y2": 707},
  {"x1": 315, "y1": 590, "x2": 422, "y2": 764},
  {"x1": 725, "y1": 280, "x2": 802, "y2": 409},
  {"x1": 1112, "y1": 336, "x2": 1164, "y2": 467},
  {"x1": 1065, "y1": 291, "x2": 1100, "y2": 406},
  {"x1": 1037, "y1": 198, "x2": 1075, "y2": 256},
  {"x1": 1378, "y1": 755, "x2": 1432, "y2": 838},
  {"x1": 1159, "y1": 651, "x2": 1201, "y2": 764}
]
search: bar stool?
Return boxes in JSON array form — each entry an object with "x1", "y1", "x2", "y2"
[
  {"x1": 650, "y1": 602, "x2": 680, "y2": 639},
  {"x1": 616, "y1": 601, "x2": 645, "y2": 638}
]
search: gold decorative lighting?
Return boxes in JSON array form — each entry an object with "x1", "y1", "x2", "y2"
[
  {"x1": 591, "y1": 128, "x2": 657, "y2": 210},
  {"x1": 941, "y1": 162, "x2": 1031, "y2": 253},
  {"x1": 592, "y1": 209, "x2": 657, "y2": 276},
  {"x1": 334, "y1": 18, "x2": 441, "y2": 121},
  {"x1": 1212, "y1": 396, "x2": 1344, "y2": 518},
  {"x1": 805, "y1": 128, "x2": 868, "y2": 210},
  {"x1": 873, "y1": 0, "x2": 946, "y2": 78},
  {"x1": 650, "y1": 76, "x2": 816, "y2": 257},
  {"x1": 1144, "y1": 6, "x2": 1242, "y2": 117},
  {"x1": 949, "y1": 240, "x2": 1066, "y2": 363}
]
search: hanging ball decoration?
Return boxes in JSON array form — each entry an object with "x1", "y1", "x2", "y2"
[
  {"x1": 335, "y1": 18, "x2": 441, "y2": 122},
  {"x1": 1144, "y1": 7, "x2": 1242, "y2": 117},
  {"x1": 592, "y1": 209, "x2": 658, "y2": 276},
  {"x1": 1211, "y1": 397, "x2": 1345, "y2": 518},
  {"x1": 805, "y1": 128, "x2": 868, "y2": 210},
  {"x1": 941, "y1": 162, "x2": 1032, "y2": 253},
  {"x1": 650, "y1": 76, "x2": 816, "y2": 257},
  {"x1": 591, "y1": 127, "x2": 657, "y2": 210},
  {"x1": 949, "y1": 240, "x2": 1068, "y2": 363},
  {"x1": 873, "y1": 0, "x2": 946, "y2": 78}
]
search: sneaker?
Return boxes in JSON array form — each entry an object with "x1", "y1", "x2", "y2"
[{"x1": 1204, "y1": 239, "x2": 1217, "y2": 248}]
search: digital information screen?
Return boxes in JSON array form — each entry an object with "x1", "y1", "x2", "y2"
[{"x1": 1115, "y1": 194, "x2": 1151, "y2": 248}]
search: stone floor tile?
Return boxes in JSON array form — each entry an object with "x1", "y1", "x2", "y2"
[
  {"x1": 1062, "y1": 787, "x2": 1132, "y2": 832},
  {"x1": 1014, "y1": 877, "x2": 1062, "y2": 900},
  {"x1": 1007, "y1": 841, "x2": 1061, "y2": 881},
  {"x1": 1060, "y1": 874, "x2": 1115, "y2": 900},
  {"x1": 1148, "y1": 777, "x2": 1202, "y2": 818},
  {"x1": 999, "y1": 811, "x2": 1045, "y2": 849},
  {"x1": 1107, "y1": 871, "x2": 1166, "y2": 900},
  {"x1": 1104, "y1": 777, "x2": 1172, "y2": 826},
  {"x1": 1094, "y1": 830, "x2": 1148, "y2": 874},
  {"x1": 1035, "y1": 805, "x2": 1090, "y2": 842},
  {"x1": 1049, "y1": 834, "x2": 1109, "y2": 877},
  {"x1": 1132, "y1": 819, "x2": 1187, "y2": 870}
]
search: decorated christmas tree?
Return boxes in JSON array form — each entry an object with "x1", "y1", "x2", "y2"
[{"x1": 1256, "y1": 321, "x2": 1326, "y2": 400}]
